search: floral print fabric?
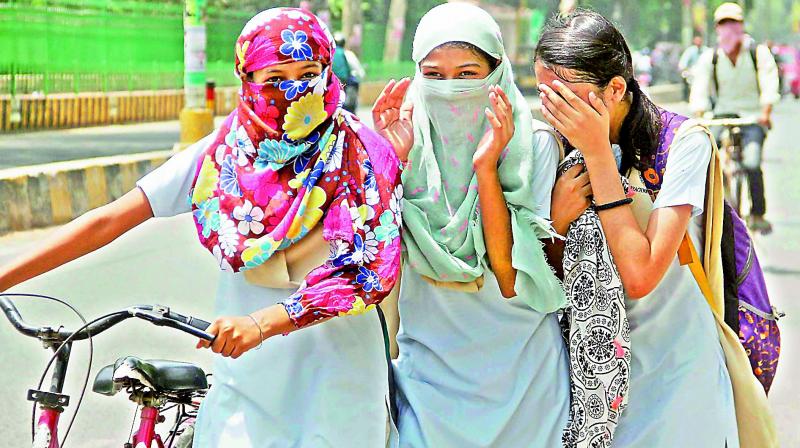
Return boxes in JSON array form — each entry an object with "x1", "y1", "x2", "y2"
[
  {"x1": 190, "y1": 8, "x2": 402, "y2": 328},
  {"x1": 558, "y1": 150, "x2": 632, "y2": 448}
]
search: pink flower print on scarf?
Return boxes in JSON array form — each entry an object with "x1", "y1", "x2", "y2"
[{"x1": 240, "y1": 169, "x2": 283, "y2": 207}]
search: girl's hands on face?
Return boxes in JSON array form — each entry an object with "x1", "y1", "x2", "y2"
[
  {"x1": 372, "y1": 78, "x2": 414, "y2": 162},
  {"x1": 539, "y1": 80, "x2": 610, "y2": 157},
  {"x1": 551, "y1": 164, "x2": 593, "y2": 234},
  {"x1": 197, "y1": 315, "x2": 263, "y2": 359},
  {"x1": 473, "y1": 85, "x2": 515, "y2": 171}
]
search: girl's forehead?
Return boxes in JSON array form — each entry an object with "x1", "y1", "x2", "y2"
[
  {"x1": 535, "y1": 62, "x2": 575, "y2": 83},
  {"x1": 535, "y1": 62, "x2": 599, "y2": 91},
  {"x1": 422, "y1": 46, "x2": 482, "y2": 64}
]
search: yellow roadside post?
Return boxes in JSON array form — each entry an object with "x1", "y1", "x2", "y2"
[{"x1": 176, "y1": 0, "x2": 214, "y2": 151}]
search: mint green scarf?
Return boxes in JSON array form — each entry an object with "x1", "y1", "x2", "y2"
[{"x1": 402, "y1": 3, "x2": 565, "y2": 313}]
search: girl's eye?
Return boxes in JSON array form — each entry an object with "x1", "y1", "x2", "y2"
[
  {"x1": 265, "y1": 76, "x2": 282, "y2": 83},
  {"x1": 422, "y1": 71, "x2": 442, "y2": 79},
  {"x1": 300, "y1": 72, "x2": 318, "y2": 80},
  {"x1": 458, "y1": 71, "x2": 478, "y2": 78}
]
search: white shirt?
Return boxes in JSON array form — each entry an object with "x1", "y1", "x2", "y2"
[
  {"x1": 689, "y1": 43, "x2": 780, "y2": 119},
  {"x1": 614, "y1": 129, "x2": 739, "y2": 447},
  {"x1": 344, "y1": 49, "x2": 366, "y2": 81}
]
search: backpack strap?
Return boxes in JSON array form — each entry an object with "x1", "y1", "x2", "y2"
[
  {"x1": 750, "y1": 45, "x2": 761, "y2": 95},
  {"x1": 640, "y1": 109, "x2": 688, "y2": 195},
  {"x1": 673, "y1": 120, "x2": 727, "y2": 316},
  {"x1": 532, "y1": 118, "x2": 566, "y2": 161},
  {"x1": 679, "y1": 230, "x2": 719, "y2": 314},
  {"x1": 712, "y1": 47, "x2": 719, "y2": 96},
  {"x1": 639, "y1": 109, "x2": 725, "y2": 313}
]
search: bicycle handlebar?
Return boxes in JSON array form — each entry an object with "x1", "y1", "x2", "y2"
[
  {"x1": 0, "y1": 297, "x2": 214, "y2": 343},
  {"x1": 0, "y1": 297, "x2": 39, "y2": 338},
  {"x1": 698, "y1": 118, "x2": 759, "y2": 127}
]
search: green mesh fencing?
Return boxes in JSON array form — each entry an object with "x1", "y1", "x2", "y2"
[
  {"x1": 0, "y1": 0, "x2": 248, "y2": 95},
  {"x1": 0, "y1": 1, "x2": 421, "y2": 96}
]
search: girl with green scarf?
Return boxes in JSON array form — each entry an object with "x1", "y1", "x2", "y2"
[{"x1": 372, "y1": 3, "x2": 569, "y2": 447}]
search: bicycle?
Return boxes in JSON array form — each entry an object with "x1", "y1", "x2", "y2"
[
  {"x1": 0, "y1": 294, "x2": 215, "y2": 448},
  {"x1": 698, "y1": 116, "x2": 759, "y2": 216}
]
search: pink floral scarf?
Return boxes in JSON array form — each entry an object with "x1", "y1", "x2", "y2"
[{"x1": 189, "y1": 8, "x2": 402, "y2": 328}]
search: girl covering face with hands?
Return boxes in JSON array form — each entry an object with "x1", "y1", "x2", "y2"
[{"x1": 538, "y1": 11, "x2": 740, "y2": 448}]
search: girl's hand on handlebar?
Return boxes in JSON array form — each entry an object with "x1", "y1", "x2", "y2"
[
  {"x1": 196, "y1": 305, "x2": 297, "y2": 358},
  {"x1": 197, "y1": 315, "x2": 263, "y2": 359}
]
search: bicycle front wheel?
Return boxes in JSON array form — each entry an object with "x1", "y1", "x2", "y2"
[{"x1": 732, "y1": 169, "x2": 747, "y2": 216}]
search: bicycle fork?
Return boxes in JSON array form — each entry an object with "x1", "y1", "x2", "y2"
[
  {"x1": 32, "y1": 408, "x2": 61, "y2": 448},
  {"x1": 31, "y1": 343, "x2": 71, "y2": 448}
]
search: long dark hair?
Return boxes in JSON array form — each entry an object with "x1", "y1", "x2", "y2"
[{"x1": 535, "y1": 11, "x2": 662, "y2": 173}]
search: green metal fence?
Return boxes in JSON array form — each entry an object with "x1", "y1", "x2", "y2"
[
  {"x1": 0, "y1": 0, "x2": 248, "y2": 95},
  {"x1": 0, "y1": 0, "x2": 422, "y2": 96}
]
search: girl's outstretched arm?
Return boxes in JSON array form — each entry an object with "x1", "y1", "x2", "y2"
[{"x1": 0, "y1": 188, "x2": 153, "y2": 292}]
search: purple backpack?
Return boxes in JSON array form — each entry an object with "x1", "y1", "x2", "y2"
[{"x1": 641, "y1": 109, "x2": 782, "y2": 394}]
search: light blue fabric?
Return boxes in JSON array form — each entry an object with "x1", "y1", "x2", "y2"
[
  {"x1": 193, "y1": 277, "x2": 391, "y2": 448},
  {"x1": 137, "y1": 136, "x2": 392, "y2": 448},
  {"x1": 613, "y1": 130, "x2": 738, "y2": 447},
  {"x1": 393, "y1": 112, "x2": 571, "y2": 446},
  {"x1": 394, "y1": 266, "x2": 570, "y2": 448}
]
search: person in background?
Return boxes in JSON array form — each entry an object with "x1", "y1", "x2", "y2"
[
  {"x1": 333, "y1": 32, "x2": 366, "y2": 113},
  {"x1": 679, "y1": 35, "x2": 707, "y2": 101},
  {"x1": 690, "y1": 2, "x2": 780, "y2": 234},
  {"x1": 632, "y1": 47, "x2": 652, "y2": 89}
]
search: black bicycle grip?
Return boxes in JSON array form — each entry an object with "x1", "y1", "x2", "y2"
[
  {"x1": 165, "y1": 310, "x2": 212, "y2": 332},
  {"x1": 164, "y1": 319, "x2": 215, "y2": 341}
]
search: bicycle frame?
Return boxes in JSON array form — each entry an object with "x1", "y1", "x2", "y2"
[
  {"x1": 132, "y1": 406, "x2": 166, "y2": 448},
  {"x1": 31, "y1": 347, "x2": 167, "y2": 448},
  {"x1": 33, "y1": 409, "x2": 60, "y2": 448},
  {"x1": 31, "y1": 344, "x2": 72, "y2": 448}
]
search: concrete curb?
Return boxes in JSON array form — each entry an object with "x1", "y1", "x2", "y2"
[
  {"x1": 1, "y1": 91, "x2": 189, "y2": 132},
  {"x1": 0, "y1": 151, "x2": 172, "y2": 235}
]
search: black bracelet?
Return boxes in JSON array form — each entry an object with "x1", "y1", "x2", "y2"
[{"x1": 595, "y1": 197, "x2": 633, "y2": 211}]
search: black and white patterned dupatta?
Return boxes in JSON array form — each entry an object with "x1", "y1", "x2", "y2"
[{"x1": 559, "y1": 150, "x2": 632, "y2": 448}]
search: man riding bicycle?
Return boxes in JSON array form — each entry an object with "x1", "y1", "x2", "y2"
[{"x1": 689, "y1": 2, "x2": 780, "y2": 233}]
